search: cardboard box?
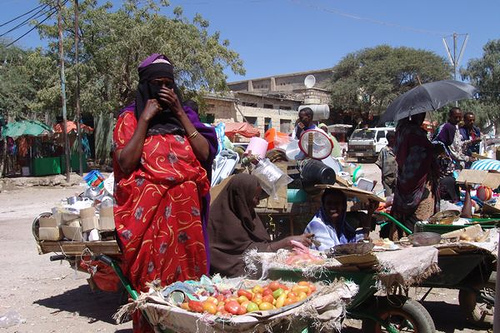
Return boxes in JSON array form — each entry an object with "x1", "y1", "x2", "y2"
[
  {"x1": 456, "y1": 169, "x2": 500, "y2": 189},
  {"x1": 80, "y1": 207, "x2": 98, "y2": 232},
  {"x1": 38, "y1": 227, "x2": 63, "y2": 241},
  {"x1": 61, "y1": 224, "x2": 84, "y2": 241},
  {"x1": 62, "y1": 211, "x2": 80, "y2": 222},
  {"x1": 99, "y1": 207, "x2": 115, "y2": 231},
  {"x1": 82, "y1": 216, "x2": 99, "y2": 232},
  {"x1": 39, "y1": 216, "x2": 58, "y2": 228},
  {"x1": 64, "y1": 219, "x2": 81, "y2": 227}
]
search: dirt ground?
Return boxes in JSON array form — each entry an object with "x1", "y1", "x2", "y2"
[{"x1": 0, "y1": 164, "x2": 493, "y2": 332}]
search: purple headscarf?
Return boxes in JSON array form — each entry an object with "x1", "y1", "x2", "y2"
[{"x1": 135, "y1": 53, "x2": 184, "y2": 135}]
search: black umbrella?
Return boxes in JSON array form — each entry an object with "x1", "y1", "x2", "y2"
[{"x1": 379, "y1": 80, "x2": 477, "y2": 124}]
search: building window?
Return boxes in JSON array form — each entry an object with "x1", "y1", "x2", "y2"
[
  {"x1": 242, "y1": 102, "x2": 257, "y2": 107},
  {"x1": 264, "y1": 104, "x2": 273, "y2": 109},
  {"x1": 203, "y1": 113, "x2": 215, "y2": 124},
  {"x1": 279, "y1": 106, "x2": 291, "y2": 110},
  {"x1": 246, "y1": 116, "x2": 258, "y2": 127},
  {"x1": 264, "y1": 117, "x2": 272, "y2": 132}
]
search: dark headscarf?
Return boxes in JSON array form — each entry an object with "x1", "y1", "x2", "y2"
[
  {"x1": 208, "y1": 174, "x2": 272, "y2": 277},
  {"x1": 319, "y1": 188, "x2": 355, "y2": 241},
  {"x1": 135, "y1": 53, "x2": 184, "y2": 136}
]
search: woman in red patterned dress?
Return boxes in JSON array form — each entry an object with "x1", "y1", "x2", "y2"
[{"x1": 113, "y1": 54, "x2": 216, "y2": 332}]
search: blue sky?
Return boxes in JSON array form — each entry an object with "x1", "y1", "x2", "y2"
[{"x1": 2, "y1": 0, "x2": 499, "y2": 82}]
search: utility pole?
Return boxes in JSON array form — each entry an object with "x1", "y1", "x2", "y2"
[
  {"x1": 58, "y1": 0, "x2": 70, "y2": 182},
  {"x1": 74, "y1": 0, "x2": 83, "y2": 175},
  {"x1": 442, "y1": 32, "x2": 469, "y2": 81}
]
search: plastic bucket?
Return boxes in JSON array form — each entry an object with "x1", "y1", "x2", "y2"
[
  {"x1": 245, "y1": 137, "x2": 268, "y2": 159},
  {"x1": 298, "y1": 104, "x2": 330, "y2": 121},
  {"x1": 300, "y1": 159, "x2": 336, "y2": 194},
  {"x1": 287, "y1": 189, "x2": 308, "y2": 203}
]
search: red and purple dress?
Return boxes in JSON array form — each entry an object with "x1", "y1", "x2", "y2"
[{"x1": 113, "y1": 110, "x2": 210, "y2": 293}]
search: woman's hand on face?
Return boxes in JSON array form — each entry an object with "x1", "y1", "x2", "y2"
[
  {"x1": 140, "y1": 99, "x2": 162, "y2": 123},
  {"x1": 157, "y1": 87, "x2": 183, "y2": 115}
]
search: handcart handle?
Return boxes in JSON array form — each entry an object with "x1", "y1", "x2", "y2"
[
  {"x1": 96, "y1": 254, "x2": 113, "y2": 266},
  {"x1": 50, "y1": 254, "x2": 71, "y2": 261},
  {"x1": 375, "y1": 211, "x2": 413, "y2": 235},
  {"x1": 96, "y1": 254, "x2": 139, "y2": 300}
]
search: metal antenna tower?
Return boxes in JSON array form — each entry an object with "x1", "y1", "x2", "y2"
[{"x1": 442, "y1": 32, "x2": 469, "y2": 81}]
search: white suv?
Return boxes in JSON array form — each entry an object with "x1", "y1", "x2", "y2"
[{"x1": 347, "y1": 127, "x2": 395, "y2": 162}]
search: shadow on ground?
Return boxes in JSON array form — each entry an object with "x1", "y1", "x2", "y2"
[
  {"x1": 423, "y1": 300, "x2": 491, "y2": 332},
  {"x1": 34, "y1": 284, "x2": 127, "y2": 326}
]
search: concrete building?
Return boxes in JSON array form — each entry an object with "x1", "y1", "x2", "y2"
[{"x1": 204, "y1": 68, "x2": 333, "y2": 141}]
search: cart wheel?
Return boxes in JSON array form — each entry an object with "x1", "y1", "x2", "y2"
[
  {"x1": 32, "y1": 211, "x2": 53, "y2": 241},
  {"x1": 458, "y1": 280, "x2": 495, "y2": 328},
  {"x1": 362, "y1": 298, "x2": 435, "y2": 333}
]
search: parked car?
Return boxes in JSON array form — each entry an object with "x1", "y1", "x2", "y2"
[{"x1": 347, "y1": 127, "x2": 395, "y2": 162}]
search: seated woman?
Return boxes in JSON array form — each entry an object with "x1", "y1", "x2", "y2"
[
  {"x1": 208, "y1": 173, "x2": 314, "y2": 277},
  {"x1": 305, "y1": 188, "x2": 378, "y2": 251}
]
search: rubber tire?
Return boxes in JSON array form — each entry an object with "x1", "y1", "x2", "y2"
[
  {"x1": 362, "y1": 298, "x2": 435, "y2": 333},
  {"x1": 458, "y1": 280, "x2": 495, "y2": 329}
]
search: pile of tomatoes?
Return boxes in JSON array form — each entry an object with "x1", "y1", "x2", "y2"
[{"x1": 179, "y1": 280, "x2": 317, "y2": 316}]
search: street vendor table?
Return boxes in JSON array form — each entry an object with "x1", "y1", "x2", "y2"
[
  {"x1": 249, "y1": 246, "x2": 439, "y2": 332},
  {"x1": 415, "y1": 219, "x2": 500, "y2": 234},
  {"x1": 116, "y1": 277, "x2": 358, "y2": 333}
]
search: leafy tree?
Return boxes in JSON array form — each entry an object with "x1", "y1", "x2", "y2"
[
  {"x1": 461, "y1": 39, "x2": 500, "y2": 128},
  {"x1": 329, "y1": 45, "x2": 452, "y2": 119},
  {"x1": 0, "y1": 40, "x2": 35, "y2": 119},
  {"x1": 35, "y1": 0, "x2": 245, "y2": 119}
]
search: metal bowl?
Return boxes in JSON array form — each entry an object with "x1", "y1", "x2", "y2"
[{"x1": 408, "y1": 232, "x2": 442, "y2": 247}]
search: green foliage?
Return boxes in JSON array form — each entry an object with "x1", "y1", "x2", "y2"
[
  {"x1": 461, "y1": 39, "x2": 500, "y2": 127},
  {"x1": 330, "y1": 45, "x2": 452, "y2": 117},
  {"x1": 0, "y1": 38, "x2": 63, "y2": 121},
  {"x1": 33, "y1": 0, "x2": 245, "y2": 119},
  {"x1": 0, "y1": 40, "x2": 35, "y2": 118}
]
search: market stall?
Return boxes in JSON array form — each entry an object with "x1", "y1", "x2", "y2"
[
  {"x1": 114, "y1": 275, "x2": 358, "y2": 333},
  {"x1": 1, "y1": 119, "x2": 54, "y2": 176},
  {"x1": 245, "y1": 239, "x2": 439, "y2": 332}
]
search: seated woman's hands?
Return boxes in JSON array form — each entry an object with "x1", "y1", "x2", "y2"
[
  {"x1": 283, "y1": 233, "x2": 314, "y2": 248},
  {"x1": 269, "y1": 233, "x2": 314, "y2": 251}
]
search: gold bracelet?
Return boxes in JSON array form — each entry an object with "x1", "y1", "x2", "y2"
[{"x1": 187, "y1": 130, "x2": 199, "y2": 140}]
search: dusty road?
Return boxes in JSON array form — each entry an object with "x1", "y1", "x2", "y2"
[
  {"x1": 0, "y1": 165, "x2": 493, "y2": 332},
  {"x1": 0, "y1": 182, "x2": 131, "y2": 333}
]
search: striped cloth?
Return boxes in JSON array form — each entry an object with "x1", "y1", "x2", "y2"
[{"x1": 471, "y1": 159, "x2": 500, "y2": 171}]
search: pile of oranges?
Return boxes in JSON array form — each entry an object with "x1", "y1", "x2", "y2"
[{"x1": 179, "y1": 280, "x2": 316, "y2": 316}]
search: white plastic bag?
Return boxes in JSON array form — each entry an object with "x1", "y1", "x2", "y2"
[{"x1": 251, "y1": 158, "x2": 292, "y2": 199}]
